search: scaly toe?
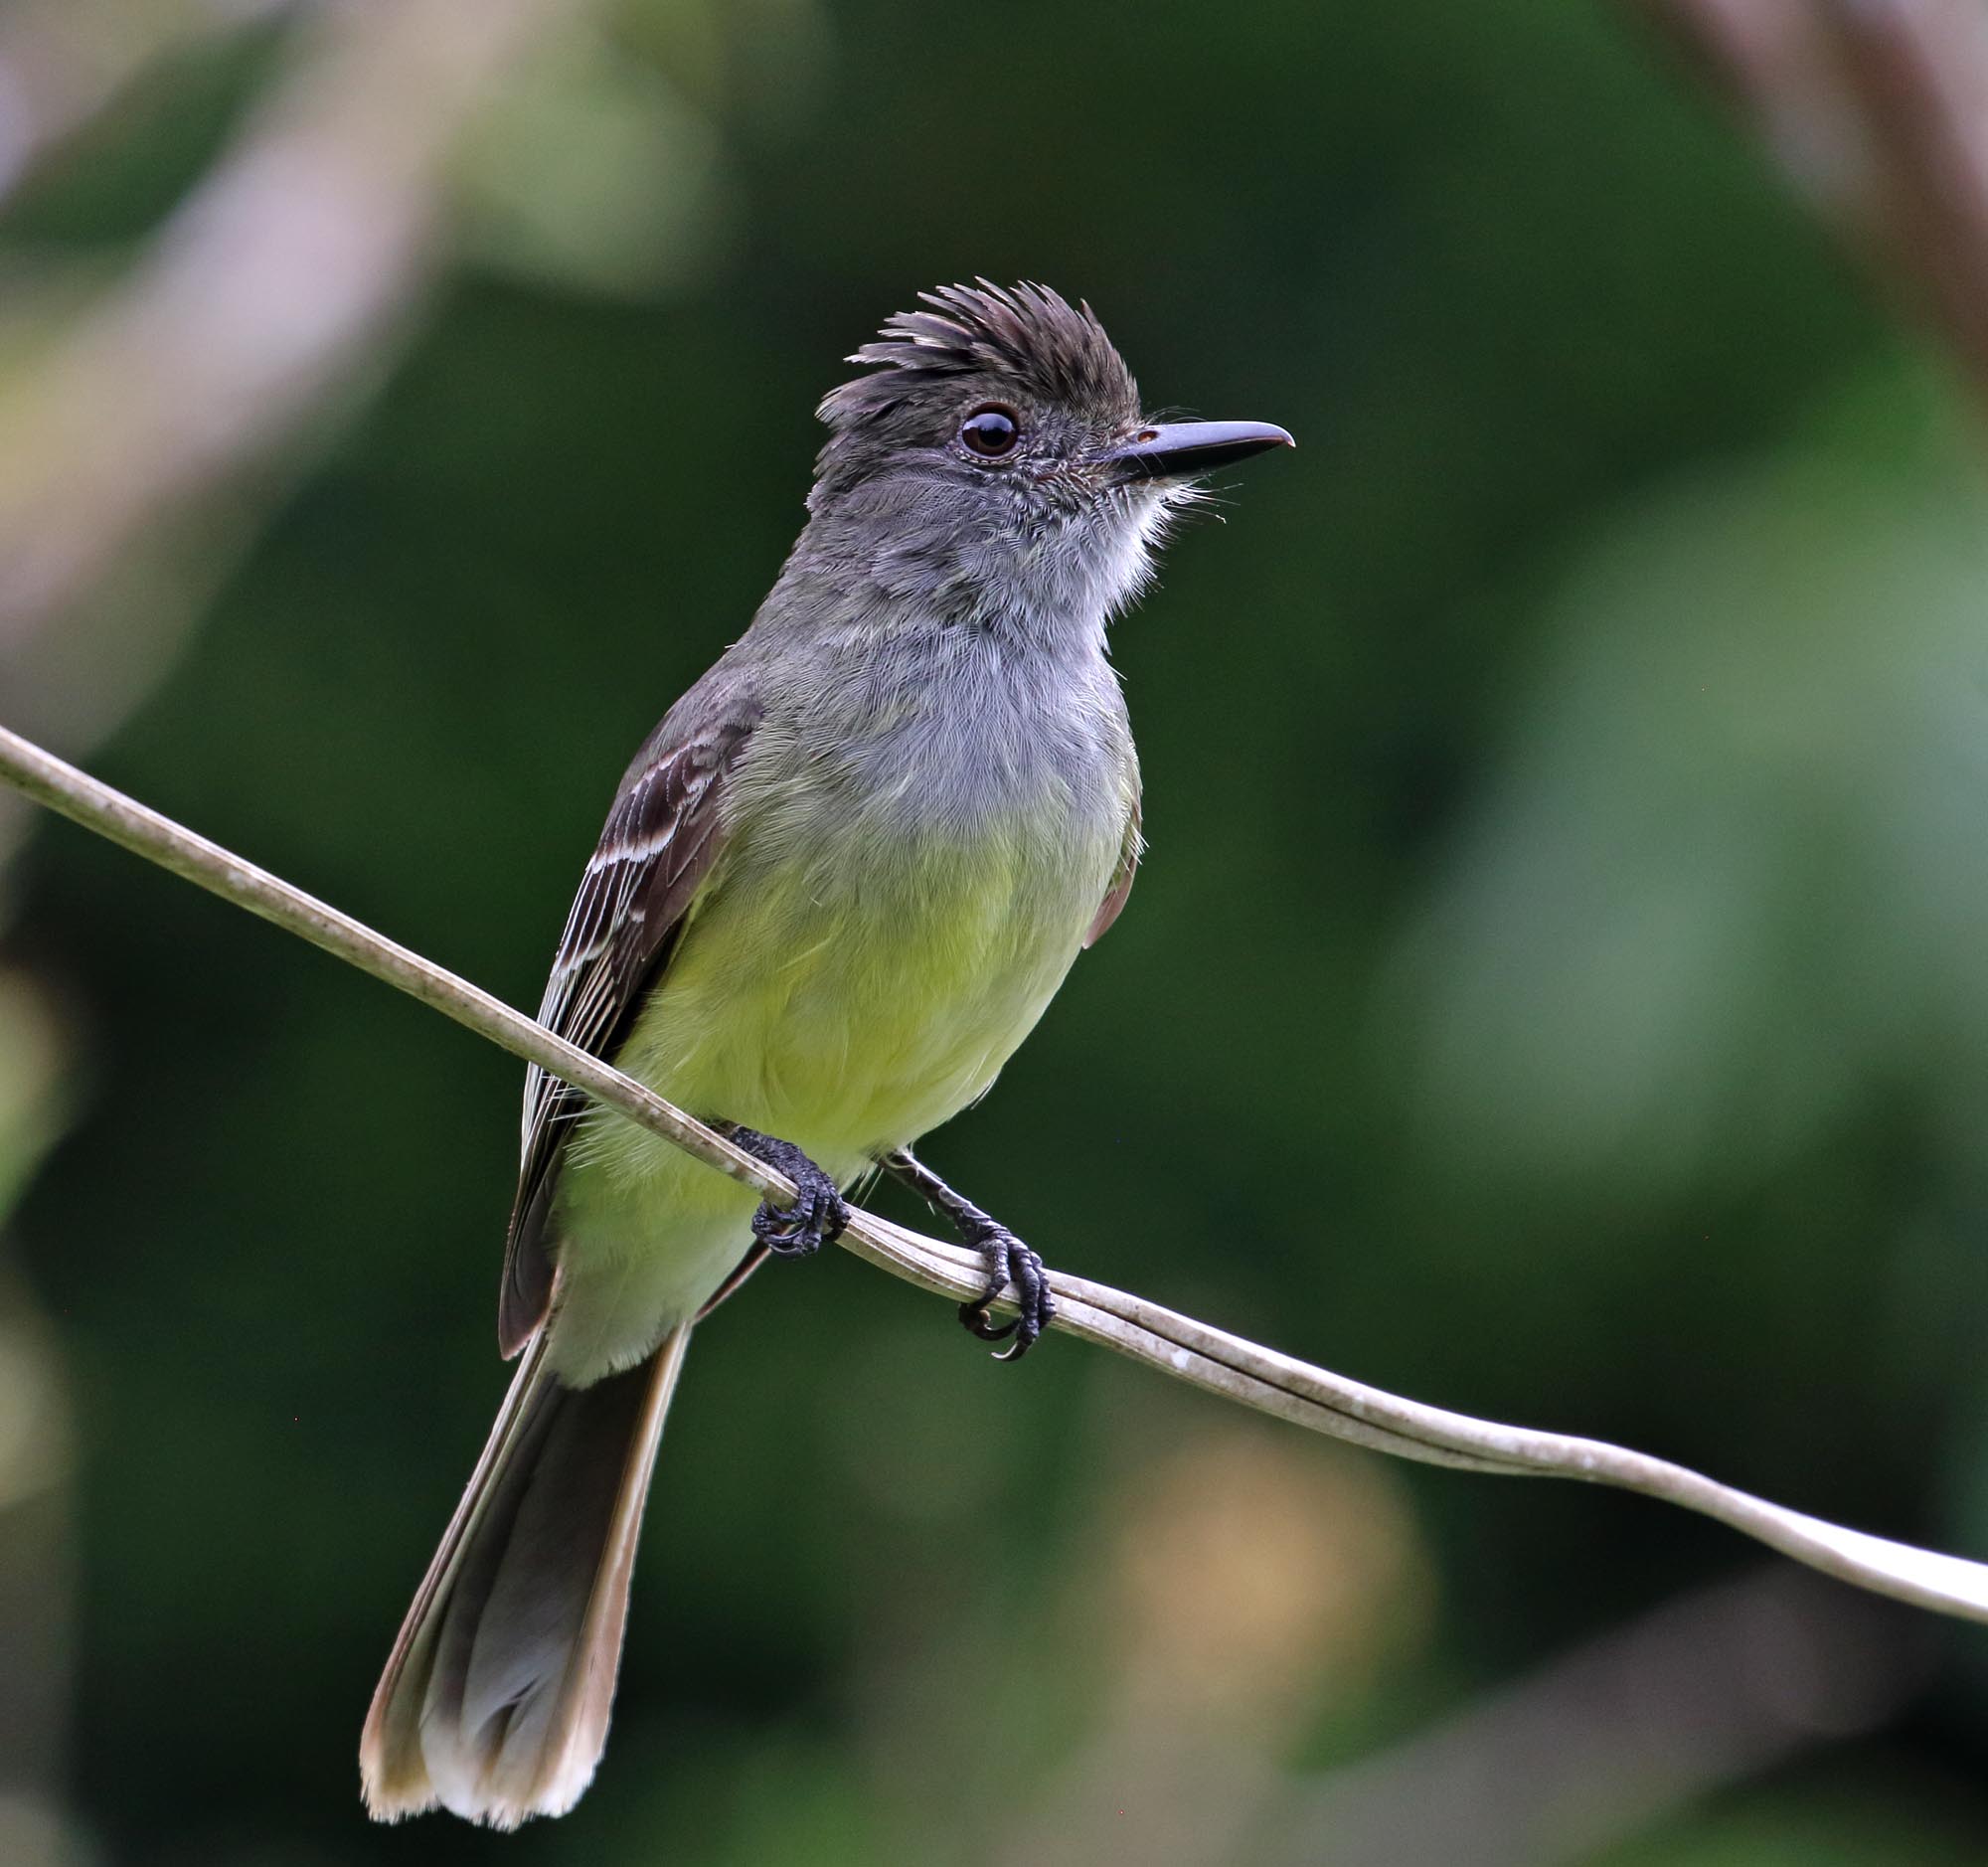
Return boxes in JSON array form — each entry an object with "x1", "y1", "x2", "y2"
[
  {"x1": 953, "y1": 1225, "x2": 1056, "y2": 1361},
  {"x1": 752, "y1": 1199, "x2": 817, "y2": 1256},
  {"x1": 992, "y1": 1242, "x2": 1053, "y2": 1362},
  {"x1": 729, "y1": 1126, "x2": 848, "y2": 1260}
]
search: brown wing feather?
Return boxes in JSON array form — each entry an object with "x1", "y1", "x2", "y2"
[
  {"x1": 498, "y1": 691, "x2": 759, "y2": 1356},
  {"x1": 1084, "y1": 795, "x2": 1143, "y2": 948}
]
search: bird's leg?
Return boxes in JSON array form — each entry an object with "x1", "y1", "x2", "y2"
[
  {"x1": 881, "y1": 1148, "x2": 1053, "y2": 1361},
  {"x1": 718, "y1": 1124, "x2": 849, "y2": 1258}
]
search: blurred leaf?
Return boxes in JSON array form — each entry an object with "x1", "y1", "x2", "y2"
[
  {"x1": 0, "y1": 970, "x2": 68, "y2": 1222},
  {"x1": 1385, "y1": 373, "x2": 1988, "y2": 1209},
  {"x1": 455, "y1": 23, "x2": 733, "y2": 300}
]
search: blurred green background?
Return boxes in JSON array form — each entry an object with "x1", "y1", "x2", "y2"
[{"x1": 4, "y1": 1, "x2": 1988, "y2": 1862}]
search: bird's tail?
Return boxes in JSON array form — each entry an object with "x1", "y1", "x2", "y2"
[{"x1": 359, "y1": 1322, "x2": 691, "y2": 1827}]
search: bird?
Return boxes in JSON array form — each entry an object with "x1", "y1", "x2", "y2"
[{"x1": 359, "y1": 280, "x2": 1291, "y2": 1826}]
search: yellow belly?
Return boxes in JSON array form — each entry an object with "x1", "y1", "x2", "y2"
[{"x1": 543, "y1": 817, "x2": 1113, "y2": 1380}]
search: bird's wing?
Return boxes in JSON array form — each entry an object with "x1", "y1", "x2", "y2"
[
  {"x1": 1084, "y1": 795, "x2": 1143, "y2": 948},
  {"x1": 498, "y1": 686, "x2": 761, "y2": 1356}
]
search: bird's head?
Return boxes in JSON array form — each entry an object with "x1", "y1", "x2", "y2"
[{"x1": 809, "y1": 281, "x2": 1291, "y2": 640}]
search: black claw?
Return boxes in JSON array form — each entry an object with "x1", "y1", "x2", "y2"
[
  {"x1": 880, "y1": 1151, "x2": 1056, "y2": 1363},
  {"x1": 726, "y1": 1126, "x2": 848, "y2": 1259},
  {"x1": 959, "y1": 1223, "x2": 1054, "y2": 1363}
]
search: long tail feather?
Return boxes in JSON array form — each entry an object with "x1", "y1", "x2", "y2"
[{"x1": 359, "y1": 1324, "x2": 691, "y2": 1827}]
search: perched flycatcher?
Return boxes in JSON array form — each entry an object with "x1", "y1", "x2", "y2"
[{"x1": 360, "y1": 282, "x2": 1291, "y2": 1825}]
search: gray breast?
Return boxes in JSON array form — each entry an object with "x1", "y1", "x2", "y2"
[
  {"x1": 870, "y1": 630, "x2": 1124, "y2": 828},
  {"x1": 741, "y1": 622, "x2": 1131, "y2": 863}
]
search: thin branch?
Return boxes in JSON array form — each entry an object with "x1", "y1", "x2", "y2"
[
  {"x1": 5, "y1": 718, "x2": 1988, "y2": 1625},
  {"x1": 0, "y1": 3, "x2": 298, "y2": 211},
  {"x1": 0, "y1": 0, "x2": 580, "y2": 867},
  {"x1": 0, "y1": 0, "x2": 579, "y2": 659},
  {"x1": 1622, "y1": 0, "x2": 1988, "y2": 412}
]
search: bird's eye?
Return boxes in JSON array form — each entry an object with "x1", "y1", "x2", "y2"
[{"x1": 959, "y1": 405, "x2": 1021, "y2": 459}]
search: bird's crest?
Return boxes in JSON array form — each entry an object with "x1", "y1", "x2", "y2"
[{"x1": 819, "y1": 280, "x2": 1138, "y2": 429}]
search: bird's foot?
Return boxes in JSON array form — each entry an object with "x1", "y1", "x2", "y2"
[
  {"x1": 957, "y1": 1220, "x2": 1055, "y2": 1363},
  {"x1": 724, "y1": 1126, "x2": 849, "y2": 1258},
  {"x1": 878, "y1": 1150, "x2": 1056, "y2": 1363}
]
